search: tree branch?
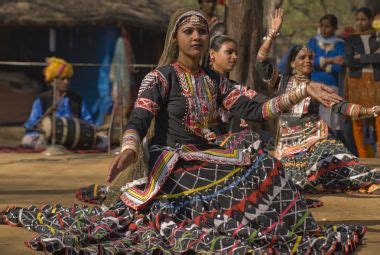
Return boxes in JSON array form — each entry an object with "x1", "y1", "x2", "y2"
[{"x1": 319, "y1": 0, "x2": 328, "y2": 14}]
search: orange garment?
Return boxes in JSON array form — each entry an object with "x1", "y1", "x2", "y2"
[
  {"x1": 347, "y1": 72, "x2": 380, "y2": 157},
  {"x1": 352, "y1": 119, "x2": 378, "y2": 158}
]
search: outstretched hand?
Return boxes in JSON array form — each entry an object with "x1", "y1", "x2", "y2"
[
  {"x1": 270, "y1": 8, "x2": 284, "y2": 33},
  {"x1": 306, "y1": 82, "x2": 342, "y2": 107},
  {"x1": 107, "y1": 149, "x2": 136, "y2": 183}
]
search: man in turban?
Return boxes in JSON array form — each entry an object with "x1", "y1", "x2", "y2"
[{"x1": 22, "y1": 57, "x2": 94, "y2": 149}]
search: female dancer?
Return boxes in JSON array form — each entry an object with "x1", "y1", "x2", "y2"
[
  {"x1": 257, "y1": 9, "x2": 380, "y2": 194},
  {"x1": 3, "y1": 8, "x2": 367, "y2": 254}
]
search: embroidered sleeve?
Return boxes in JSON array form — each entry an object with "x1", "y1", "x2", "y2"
[
  {"x1": 261, "y1": 82, "x2": 308, "y2": 119},
  {"x1": 331, "y1": 101, "x2": 371, "y2": 120},
  {"x1": 255, "y1": 59, "x2": 280, "y2": 89},
  {"x1": 121, "y1": 129, "x2": 141, "y2": 154},
  {"x1": 219, "y1": 77, "x2": 307, "y2": 121},
  {"x1": 123, "y1": 70, "x2": 169, "y2": 152}
]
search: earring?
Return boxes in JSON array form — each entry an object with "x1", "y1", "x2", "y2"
[{"x1": 209, "y1": 56, "x2": 215, "y2": 67}]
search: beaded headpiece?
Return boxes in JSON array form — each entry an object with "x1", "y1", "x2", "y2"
[
  {"x1": 296, "y1": 46, "x2": 314, "y2": 57},
  {"x1": 170, "y1": 11, "x2": 208, "y2": 39},
  {"x1": 158, "y1": 9, "x2": 209, "y2": 67}
]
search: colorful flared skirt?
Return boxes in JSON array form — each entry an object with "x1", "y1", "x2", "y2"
[
  {"x1": 281, "y1": 138, "x2": 379, "y2": 193},
  {"x1": 2, "y1": 131, "x2": 367, "y2": 254}
]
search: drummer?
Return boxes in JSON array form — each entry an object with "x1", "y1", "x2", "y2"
[{"x1": 22, "y1": 57, "x2": 94, "y2": 149}]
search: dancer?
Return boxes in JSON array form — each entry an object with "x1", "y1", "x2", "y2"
[
  {"x1": 3, "y1": 9, "x2": 366, "y2": 254},
  {"x1": 208, "y1": 34, "x2": 252, "y2": 132},
  {"x1": 257, "y1": 9, "x2": 380, "y2": 194}
]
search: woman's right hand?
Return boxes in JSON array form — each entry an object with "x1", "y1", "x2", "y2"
[
  {"x1": 107, "y1": 149, "x2": 137, "y2": 183},
  {"x1": 306, "y1": 82, "x2": 342, "y2": 107}
]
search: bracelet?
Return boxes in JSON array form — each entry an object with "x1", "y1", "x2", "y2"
[
  {"x1": 268, "y1": 28, "x2": 280, "y2": 37},
  {"x1": 263, "y1": 29, "x2": 280, "y2": 41}
]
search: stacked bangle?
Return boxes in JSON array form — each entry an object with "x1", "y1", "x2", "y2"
[{"x1": 263, "y1": 28, "x2": 280, "y2": 41}]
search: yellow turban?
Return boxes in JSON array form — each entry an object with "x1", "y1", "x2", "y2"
[
  {"x1": 43, "y1": 57, "x2": 74, "y2": 82},
  {"x1": 373, "y1": 14, "x2": 380, "y2": 31}
]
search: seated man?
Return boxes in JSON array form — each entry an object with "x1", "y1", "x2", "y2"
[{"x1": 22, "y1": 57, "x2": 96, "y2": 149}]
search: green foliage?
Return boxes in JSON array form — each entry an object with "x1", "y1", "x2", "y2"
[
  {"x1": 281, "y1": 0, "x2": 366, "y2": 44},
  {"x1": 174, "y1": 0, "x2": 367, "y2": 47},
  {"x1": 176, "y1": 0, "x2": 198, "y2": 7}
]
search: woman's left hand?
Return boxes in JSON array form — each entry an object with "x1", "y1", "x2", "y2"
[{"x1": 306, "y1": 82, "x2": 342, "y2": 107}]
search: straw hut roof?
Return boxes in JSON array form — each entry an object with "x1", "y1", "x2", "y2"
[{"x1": 0, "y1": 0, "x2": 189, "y2": 30}]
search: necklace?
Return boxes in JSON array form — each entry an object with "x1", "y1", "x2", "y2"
[
  {"x1": 176, "y1": 61, "x2": 200, "y2": 75},
  {"x1": 292, "y1": 73, "x2": 310, "y2": 83}
]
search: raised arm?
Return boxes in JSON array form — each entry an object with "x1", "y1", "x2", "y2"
[
  {"x1": 257, "y1": 8, "x2": 283, "y2": 63},
  {"x1": 256, "y1": 8, "x2": 283, "y2": 89}
]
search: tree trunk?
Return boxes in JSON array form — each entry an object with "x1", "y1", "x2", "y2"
[
  {"x1": 226, "y1": 0, "x2": 276, "y2": 146},
  {"x1": 226, "y1": 0, "x2": 263, "y2": 89}
]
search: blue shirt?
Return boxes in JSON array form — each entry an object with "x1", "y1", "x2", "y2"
[
  {"x1": 24, "y1": 96, "x2": 94, "y2": 135},
  {"x1": 307, "y1": 35, "x2": 345, "y2": 87}
]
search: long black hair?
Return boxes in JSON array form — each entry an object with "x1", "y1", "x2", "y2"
[{"x1": 283, "y1": 45, "x2": 306, "y2": 76}]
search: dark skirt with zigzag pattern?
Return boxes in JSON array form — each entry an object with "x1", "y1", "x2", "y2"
[
  {"x1": 280, "y1": 139, "x2": 379, "y2": 193},
  {"x1": 2, "y1": 131, "x2": 366, "y2": 254}
]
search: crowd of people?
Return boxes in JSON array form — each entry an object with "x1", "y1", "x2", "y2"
[
  {"x1": 309, "y1": 8, "x2": 380, "y2": 158},
  {"x1": 1, "y1": 1, "x2": 380, "y2": 254}
]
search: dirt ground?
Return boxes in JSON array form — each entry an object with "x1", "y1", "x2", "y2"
[{"x1": 0, "y1": 152, "x2": 378, "y2": 254}]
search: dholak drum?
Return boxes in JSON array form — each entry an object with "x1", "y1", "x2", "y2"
[{"x1": 40, "y1": 117, "x2": 97, "y2": 149}]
